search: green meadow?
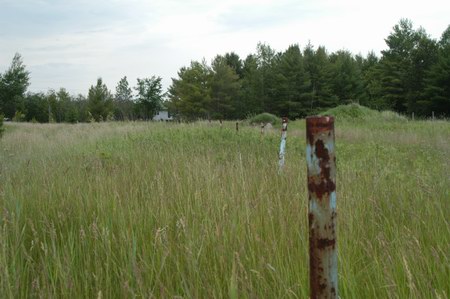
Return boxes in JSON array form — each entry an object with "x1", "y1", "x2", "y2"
[{"x1": 0, "y1": 118, "x2": 449, "y2": 298}]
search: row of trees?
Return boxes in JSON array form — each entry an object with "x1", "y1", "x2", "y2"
[
  {"x1": 168, "y1": 19, "x2": 450, "y2": 119},
  {"x1": 0, "y1": 56, "x2": 164, "y2": 123},
  {"x1": 1, "y1": 19, "x2": 449, "y2": 124}
]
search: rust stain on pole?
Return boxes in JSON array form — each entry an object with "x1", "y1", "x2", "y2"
[
  {"x1": 306, "y1": 116, "x2": 337, "y2": 299},
  {"x1": 278, "y1": 117, "x2": 288, "y2": 172}
]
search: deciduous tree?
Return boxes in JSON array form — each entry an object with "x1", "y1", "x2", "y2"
[{"x1": 135, "y1": 76, "x2": 163, "y2": 120}]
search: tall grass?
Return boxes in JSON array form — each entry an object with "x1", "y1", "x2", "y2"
[{"x1": 0, "y1": 120, "x2": 449, "y2": 298}]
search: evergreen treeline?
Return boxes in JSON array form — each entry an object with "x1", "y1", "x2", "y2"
[
  {"x1": 169, "y1": 19, "x2": 450, "y2": 120},
  {"x1": 0, "y1": 19, "x2": 449, "y2": 123}
]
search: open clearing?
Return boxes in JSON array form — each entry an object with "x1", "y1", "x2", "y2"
[{"x1": 0, "y1": 120, "x2": 449, "y2": 298}]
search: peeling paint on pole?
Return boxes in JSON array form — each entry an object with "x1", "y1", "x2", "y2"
[
  {"x1": 306, "y1": 116, "x2": 337, "y2": 299},
  {"x1": 278, "y1": 117, "x2": 288, "y2": 172}
]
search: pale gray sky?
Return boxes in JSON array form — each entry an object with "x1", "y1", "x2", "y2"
[{"x1": 0, "y1": 0, "x2": 448, "y2": 95}]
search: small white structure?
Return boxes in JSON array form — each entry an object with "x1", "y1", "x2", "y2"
[{"x1": 153, "y1": 110, "x2": 173, "y2": 121}]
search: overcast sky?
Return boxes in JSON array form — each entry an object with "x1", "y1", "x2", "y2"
[{"x1": 0, "y1": 0, "x2": 448, "y2": 95}]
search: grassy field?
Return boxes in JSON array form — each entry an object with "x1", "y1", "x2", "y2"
[{"x1": 0, "y1": 118, "x2": 449, "y2": 298}]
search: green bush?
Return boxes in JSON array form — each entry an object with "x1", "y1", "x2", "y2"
[
  {"x1": 12, "y1": 110, "x2": 25, "y2": 122},
  {"x1": 0, "y1": 114, "x2": 4, "y2": 137},
  {"x1": 379, "y1": 110, "x2": 407, "y2": 121},
  {"x1": 321, "y1": 103, "x2": 406, "y2": 122},
  {"x1": 248, "y1": 112, "x2": 279, "y2": 125}
]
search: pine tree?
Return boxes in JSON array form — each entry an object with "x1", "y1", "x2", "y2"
[
  {"x1": 210, "y1": 56, "x2": 240, "y2": 119},
  {"x1": 224, "y1": 52, "x2": 244, "y2": 79},
  {"x1": 303, "y1": 45, "x2": 337, "y2": 113},
  {"x1": 168, "y1": 60, "x2": 212, "y2": 120},
  {"x1": 0, "y1": 53, "x2": 30, "y2": 118},
  {"x1": 271, "y1": 44, "x2": 311, "y2": 118},
  {"x1": 87, "y1": 78, "x2": 113, "y2": 122},
  {"x1": 359, "y1": 52, "x2": 385, "y2": 109},
  {"x1": 423, "y1": 25, "x2": 450, "y2": 117},
  {"x1": 114, "y1": 76, "x2": 134, "y2": 120},
  {"x1": 329, "y1": 50, "x2": 364, "y2": 105},
  {"x1": 380, "y1": 19, "x2": 438, "y2": 114},
  {"x1": 240, "y1": 54, "x2": 264, "y2": 115},
  {"x1": 256, "y1": 43, "x2": 278, "y2": 113}
]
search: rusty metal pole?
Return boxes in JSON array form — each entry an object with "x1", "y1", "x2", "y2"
[
  {"x1": 278, "y1": 117, "x2": 288, "y2": 172},
  {"x1": 236, "y1": 122, "x2": 239, "y2": 133},
  {"x1": 306, "y1": 116, "x2": 337, "y2": 299}
]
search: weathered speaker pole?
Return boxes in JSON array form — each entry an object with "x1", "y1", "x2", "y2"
[
  {"x1": 306, "y1": 116, "x2": 337, "y2": 299},
  {"x1": 278, "y1": 117, "x2": 288, "y2": 172}
]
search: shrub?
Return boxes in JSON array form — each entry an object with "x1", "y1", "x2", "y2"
[
  {"x1": 320, "y1": 103, "x2": 378, "y2": 120},
  {"x1": 12, "y1": 110, "x2": 25, "y2": 122},
  {"x1": 0, "y1": 114, "x2": 4, "y2": 137},
  {"x1": 248, "y1": 113, "x2": 279, "y2": 125},
  {"x1": 321, "y1": 104, "x2": 406, "y2": 122},
  {"x1": 379, "y1": 110, "x2": 407, "y2": 121}
]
